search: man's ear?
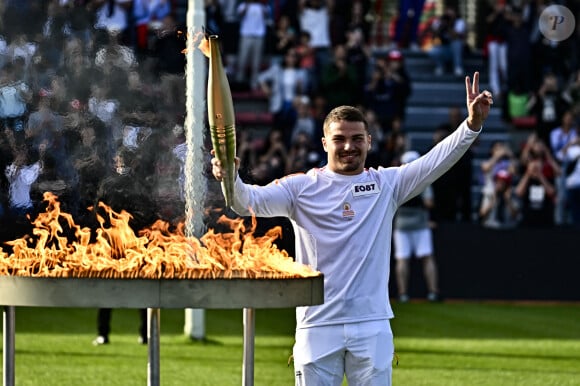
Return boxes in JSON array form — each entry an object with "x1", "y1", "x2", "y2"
[{"x1": 322, "y1": 137, "x2": 328, "y2": 152}]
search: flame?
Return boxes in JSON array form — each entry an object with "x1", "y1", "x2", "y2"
[
  {"x1": 198, "y1": 34, "x2": 210, "y2": 58},
  {"x1": 0, "y1": 193, "x2": 318, "y2": 280},
  {"x1": 181, "y1": 31, "x2": 206, "y2": 56}
]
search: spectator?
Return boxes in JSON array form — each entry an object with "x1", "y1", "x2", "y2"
[
  {"x1": 25, "y1": 88, "x2": 65, "y2": 154},
  {"x1": 0, "y1": 34, "x2": 8, "y2": 71},
  {"x1": 94, "y1": 28, "x2": 137, "y2": 74},
  {"x1": 236, "y1": 129, "x2": 259, "y2": 181},
  {"x1": 379, "y1": 129, "x2": 408, "y2": 167},
  {"x1": 294, "y1": 30, "x2": 317, "y2": 94},
  {"x1": 479, "y1": 168, "x2": 520, "y2": 229},
  {"x1": 299, "y1": 0, "x2": 332, "y2": 87},
  {"x1": 531, "y1": 15, "x2": 575, "y2": 92},
  {"x1": 515, "y1": 134, "x2": 559, "y2": 227},
  {"x1": 26, "y1": 87, "x2": 80, "y2": 212},
  {"x1": 344, "y1": 26, "x2": 370, "y2": 103},
  {"x1": 62, "y1": 0, "x2": 96, "y2": 47},
  {"x1": 319, "y1": 44, "x2": 359, "y2": 110},
  {"x1": 88, "y1": 83, "x2": 123, "y2": 145},
  {"x1": 520, "y1": 132, "x2": 561, "y2": 174},
  {"x1": 39, "y1": 1, "x2": 69, "y2": 70},
  {"x1": 479, "y1": 140, "x2": 518, "y2": 197},
  {"x1": 205, "y1": 0, "x2": 224, "y2": 37},
  {"x1": 431, "y1": 107, "x2": 474, "y2": 222},
  {"x1": 0, "y1": 61, "x2": 32, "y2": 146},
  {"x1": 60, "y1": 36, "x2": 91, "y2": 93},
  {"x1": 505, "y1": 6, "x2": 532, "y2": 94},
  {"x1": 289, "y1": 95, "x2": 316, "y2": 146},
  {"x1": 257, "y1": 48, "x2": 308, "y2": 143},
  {"x1": 70, "y1": 120, "x2": 108, "y2": 227},
  {"x1": 130, "y1": 0, "x2": 172, "y2": 57},
  {"x1": 347, "y1": 0, "x2": 372, "y2": 45},
  {"x1": 527, "y1": 72, "x2": 570, "y2": 145},
  {"x1": 218, "y1": 0, "x2": 241, "y2": 58},
  {"x1": 393, "y1": 0, "x2": 426, "y2": 50},
  {"x1": 564, "y1": 145, "x2": 580, "y2": 228},
  {"x1": 427, "y1": 6, "x2": 466, "y2": 76},
  {"x1": 234, "y1": 0, "x2": 272, "y2": 90},
  {"x1": 117, "y1": 69, "x2": 158, "y2": 122},
  {"x1": 363, "y1": 108, "x2": 385, "y2": 169},
  {"x1": 286, "y1": 131, "x2": 321, "y2": 174},
  {"x1": 170, "y1": 123, "x2": 187, "y2": 202},
  {"x1": 550, "y1": 110, "x2": 579, "y2": 225},
  {"x1": 550, "y1": 110, "x2": 578, "y2": 164},
  {"x1": 254, "y1": 128, "x2": 288, "y2": 180},
  {"x1": 484, "y1": 0, "x2": 509, "y2": 99},
  {"x1": 4, "y1": 145, "x2": 44, "y2": 239},
  {"x1": 7, "y1": 33, "x2": 37, "y2": 72},
  {"x1": 2, "y1": 1, "x2": 43, "y2": 40},
  {"x1": 364, "y1": 50, "x2": 411, "y2": 132},
  {"x1": 94, "y1": 0, "x2": 129, "y2": 36},
  {"x1": 563, "y1": 69, "x2": 580, "y2": 115},
  {"x1": 269, "y1": 14, "x2": 296, "y2": 64},
  {"x1": 393, "y1": 150, "x2": 440, "y2": 303},
  {"x1": 386, "y1": 49, "x2": 412, "y2": 122},
  {"x1": 328, "y1": 0, "x2": 352, "y2": 46},
  {"x1": 151, "y1": 14, "x2": 186, "y2": 116}
]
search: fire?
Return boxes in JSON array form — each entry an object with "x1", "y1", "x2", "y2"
[
  {"x1": 0, "y1": 193, "x2": 318, "y2": 280},
  {"x1": 181, "y1": 31, "x2": 206, "y2": 55},
  {"x1": 197, "y1": 34, "x2": 210, "y2": 57}
]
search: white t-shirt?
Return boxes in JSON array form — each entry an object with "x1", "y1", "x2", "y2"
[
  {"x1": 0, "y1": 82, "x2": 29, "y2": 117},
  {"x1": 299, "y1": 6, "x2": 331, "y2": 49},
  {"x1": 5, "y1": 162, "x2": 42, "y2": 209},
  {"x1": 237, "y1": 2, "x2": 270, "y2": 38},
  {"x1": 230, "y1": 120, "x2": 480, "y2": 328}
]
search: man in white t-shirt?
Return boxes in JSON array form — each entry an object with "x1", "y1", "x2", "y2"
[
  {"x1": 212, "y1": 73, "x2": 492, "y2": 385},
  {"x1": 393, "y1": 150, "x2": 440, "y2": 303}
]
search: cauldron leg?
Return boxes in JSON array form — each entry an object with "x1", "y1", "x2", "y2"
[
  {"x1": 147, "y1": 308, "x2": 161, "y2": 386},
  {"x1": 3, "y1": 306, "x2": 15, "y2": 386},
  {"x1": 242, "y1": 308, "x2": 255, "y2": 386}
]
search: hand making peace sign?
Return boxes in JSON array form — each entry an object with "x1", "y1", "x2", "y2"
[{"x1": 465, "y1": 72, "x2": 493, "y2": 131}]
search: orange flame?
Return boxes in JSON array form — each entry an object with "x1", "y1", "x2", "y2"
[
  {"x1": 181, "y1": 31, "x2": 206, "y2": 56},
  {"x1": 0, "y1": 193, "x2": 318, "y2": 280},
  {"x1": 198, "y1": 34, "x2": 210, "y2": 58}
]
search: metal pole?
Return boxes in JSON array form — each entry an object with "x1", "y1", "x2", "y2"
[
  {"x1": 183, "y1": 0, "x2": 207, "y2": 342},
  {"x1": 242, "y1": 308, "x2": 255, "y2": 386},
  {"x1": 147, "y1": 308, "x2": 161, "y2": 386},
  {"x1": 3, "y1": 306, "x2": 15, "y2": 386},
  {"x1": 184, "y1": 308, "x2": 205, "y2": 340}
]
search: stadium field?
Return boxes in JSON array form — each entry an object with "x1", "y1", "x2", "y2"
[{"x1": 1, "y1": 301, "x2": 579, "y2": 385}]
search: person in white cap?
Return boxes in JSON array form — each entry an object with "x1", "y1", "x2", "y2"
[{"x1": 393, "y1": 150, "x2": 440, "y2": 303}]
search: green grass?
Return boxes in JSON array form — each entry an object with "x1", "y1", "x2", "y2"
[
  {"x1": 391, "y1": 302, "x2": 580, "y2": 386},
  {"x1": 1, "y1": 302, "x2": 580, "y2": 385}
]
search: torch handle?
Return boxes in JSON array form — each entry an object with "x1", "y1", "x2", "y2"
[{"x1": 210, "y1": 123, "x2": 236, "y2": 207}]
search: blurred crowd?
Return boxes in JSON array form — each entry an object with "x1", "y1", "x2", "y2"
[
  {"x1": 474, "y1": 0, "x2": 580, "y2": 230},
  {"x1": 0, "y1": 0, "x2": 189, "y2": 243},
  {"x1": 0, "y1": 0, "x2": 580, "y2": 248},
  {"x1": 227, "y1": 0, "x2": 580, "y2": 230}
]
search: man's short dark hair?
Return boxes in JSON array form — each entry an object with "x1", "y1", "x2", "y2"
[{"x1": 323, "y1": 105, "x2": 368, "y2": 135}]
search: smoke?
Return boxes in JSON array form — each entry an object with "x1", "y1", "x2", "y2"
[{"x1": 0, "y1": 3, "x2": 204, "y2": 242}]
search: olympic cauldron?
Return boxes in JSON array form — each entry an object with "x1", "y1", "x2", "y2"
[{"x1": 0, "y1": 193, "x2": 324, "y2": 386}]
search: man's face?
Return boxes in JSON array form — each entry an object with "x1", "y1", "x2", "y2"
[{"x1": 322, "y1": 120, "x2": 370, "y2": 175}]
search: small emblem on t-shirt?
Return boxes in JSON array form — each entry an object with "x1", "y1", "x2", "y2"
[
  {"x1": 342, "y1": 202, "x2": 355, "y2": 219},
  {"x1": 352, "y1": 182, "x2": 380, "y2": 197}
]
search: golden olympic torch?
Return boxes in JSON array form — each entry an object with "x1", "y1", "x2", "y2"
[{"x1": 202, "y1": 34, "x2": 236, "y2": 207}]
